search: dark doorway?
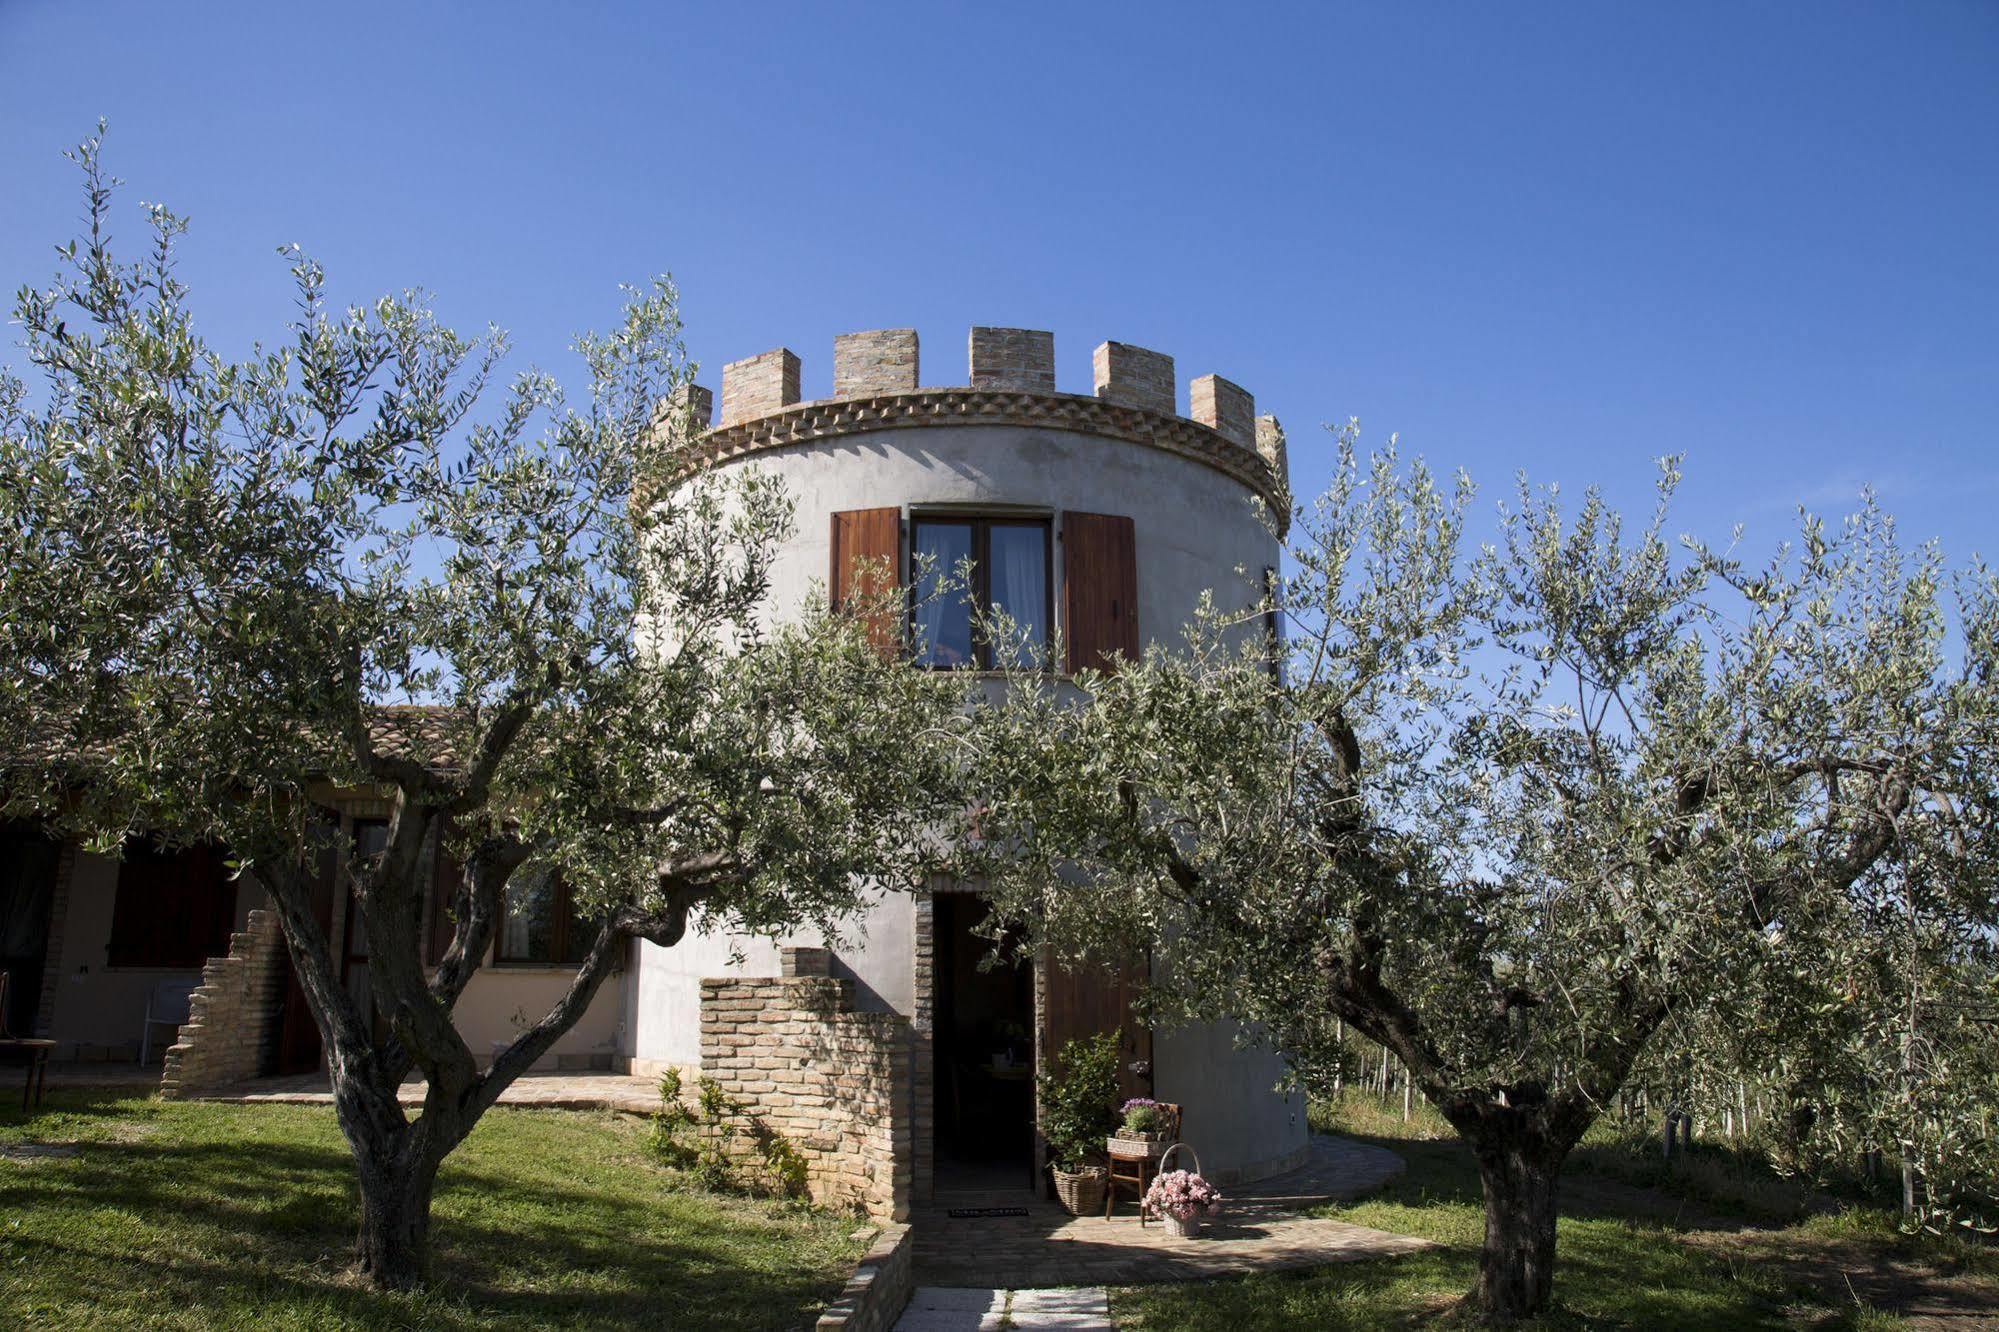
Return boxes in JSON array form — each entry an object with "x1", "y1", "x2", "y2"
[
  {"x1": 0, "y1": 823, "x2": 62, "y2": 1036},
  {"x1": 273, "y1": 815, "x2": 340, "y2": 1075},
  {"x1": 931, "y1": 893, "x2": 1036, "y2": 1194}
]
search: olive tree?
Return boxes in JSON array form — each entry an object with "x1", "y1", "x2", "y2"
[
  {"x1": 0, "y1": 132, "x2": 971, "y2": 1288},
  {"x1": 968, "y1": 435, "x2": 1997, "y2": 1322}
]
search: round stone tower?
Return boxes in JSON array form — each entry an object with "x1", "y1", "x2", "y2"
[{"x1": 624, "y1": 326, "x2": 1307, "y2": 1215}]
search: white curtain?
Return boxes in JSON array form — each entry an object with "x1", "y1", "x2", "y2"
[{"x1": 988, "y1": 525, "x2": 1046, "y2": 667}]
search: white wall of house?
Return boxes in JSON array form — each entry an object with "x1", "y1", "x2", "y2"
[
  {"x1": 633, "y1": 404, "x2": 1309, "y2": 1182},
  {"x1": 41, "y1": 848, "x2": 256, "y2": 1057}
]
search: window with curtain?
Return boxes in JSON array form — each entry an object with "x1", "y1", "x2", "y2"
[
  {"x1": 910, "y1": 516, "x2": 1049, "y2": 670},
  {"x1": 498, "y1": 865, "x2": 592, "y2": 965}
]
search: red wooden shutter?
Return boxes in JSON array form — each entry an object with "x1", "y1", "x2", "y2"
[
  {"x1": 830, "y1": 507, "x2": 903, "y2": 657},
  {"x1": 1039, "y1": 948, "x2": 1154, "y2": 1104},
  {"x1": 1061, "y1": 512, "x2": 1138, "y2": 673}
]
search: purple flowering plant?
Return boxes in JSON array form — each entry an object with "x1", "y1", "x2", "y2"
[{"x1": 1142, "y1": 1169, "x2": 1222, "y2": 1221}]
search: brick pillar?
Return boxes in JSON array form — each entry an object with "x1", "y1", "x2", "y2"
[
  {"x1": 1256, "y1": 413, "x2": 1289, "y2": 492},
  {"x1": 159, "y1": 909, "x2": 289, "y2": 1096},
  {"x1": 720, "y1": 348, "x2": 801, "y2": 425},
  {"x1": 1190, "y1": 373, "x2": 1254, "y2": 447},
  {"x1": 910, "y1": 891, "x2": 935, "y2": 1202},
  {"x1": 1091, "y1": 341, "x2": 1176, "y2": 415},
  {"x1": 661, "y1": 381, "x2": 713, "y2": 430},
  {"x1": 31, "y1": 838, "x2": 77, "y2": 1039},
  {"x1": 968, "y1": 327, "x2": 1055, "y2": 392},
  {"x1": 833, "y1": 329, "x2": 919, "y2": 397}
]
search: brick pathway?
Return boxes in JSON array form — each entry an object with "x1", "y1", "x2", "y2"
[
  {"x1": 192, "y1": 1070, "x2": 658, "y2": 1113},
  {"x1": 896, "y1": 1286, "x2": 1111, "y2": 1330},
  {"x1": 909, "y1": 1134, "x2": 1425, "y2": 1289}
]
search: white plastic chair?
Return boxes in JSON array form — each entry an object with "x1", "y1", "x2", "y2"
[{"x1": 139, "y1": 979, "x2": 197, "y2": 1065}]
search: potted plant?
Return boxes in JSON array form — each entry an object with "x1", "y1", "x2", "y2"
[
  {"x1": 1037, "y1": 1031, "x2": 1120, "y2": 1215},
  {"x1": 1142, "y1": 1162, "x2": 1223, "y2": 1239},
  {"x1": 1115, "y1": 1098, "x2": 1171, "y2": 1141}
]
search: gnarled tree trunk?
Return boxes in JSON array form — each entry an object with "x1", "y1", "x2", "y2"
[{"x1": 354, "y1": 1135, "x2": 443, "y2": 1289}]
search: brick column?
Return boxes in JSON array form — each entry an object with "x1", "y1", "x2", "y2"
[
  {"x1": 833, "y1": 329, "x2": 919, "y2": 397},
  {"x1": 1190, "y1": 373, "x2": 1255, "y2": 447},
  {"x1": 968, "y1": 327, "x2": 1055, "y2": 392},
  {"x1": 31, "y1": 838, "x2": 77, "y2": 1039},
  {"x1": 1091, "y1": 341, "x2": 1176, "y2": 415},
  {"x1": 720, "y1": 348, "x2": 801, "y2": 425}
]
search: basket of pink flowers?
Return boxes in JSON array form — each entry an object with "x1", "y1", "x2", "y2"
[{"x1": 1142, "y1": 1144, "x2": 1223, "y2": 1238}]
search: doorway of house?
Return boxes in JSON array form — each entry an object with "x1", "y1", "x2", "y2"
[
  {"x1": 931, "y1": 892, "x2": 1037, "y2": 1195},
  {"x1": 0, "y1": 822, "x2": 61, "y2": 1037}
]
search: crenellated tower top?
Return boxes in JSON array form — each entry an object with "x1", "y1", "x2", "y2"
[{"x1": 663, "y1": 326, "x2": 1290, "y2": 518}]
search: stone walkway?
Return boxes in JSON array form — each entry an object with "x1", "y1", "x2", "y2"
[
  {"x1": 193, "y1": 1070, "x2": 658, "y2": 1113},
  {"x1": 909, "y1": 1134, "x2": 1426, "y2": 1288},
  {"x1": 896, "y1": 1285, "x2": 1111, "y2": 1330}
]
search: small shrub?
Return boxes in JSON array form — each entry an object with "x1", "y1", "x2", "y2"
[
  {"x1": 647, "y1": 1067, "x2": 700, "y2": 1170},
  {"x1": 1038, "y1": 1031, "x2": 1120, "y2": 1172}
]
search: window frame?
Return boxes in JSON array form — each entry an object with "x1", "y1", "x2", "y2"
[
  {"x1": 105, "y1": 838, "x2": 236, "y2": 970},
  {"x1": 495, "y1": 870, "x2": 592, "y2": 967},
  {"x1": 908, "y1": 512, "x2": 1053, "y2": 672}
]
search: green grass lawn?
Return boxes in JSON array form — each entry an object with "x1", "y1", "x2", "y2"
[
  {"x1": 1110, "y1": 1092, "x2": 1997, "y2": 1330},
  {"x1": 0, "y1": 1089, "x2": 867, "y2": 1330}
]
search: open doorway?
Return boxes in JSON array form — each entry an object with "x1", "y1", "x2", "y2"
[{"x1": 930, "y1": 893, "x2": 1036, "y2": 1195}]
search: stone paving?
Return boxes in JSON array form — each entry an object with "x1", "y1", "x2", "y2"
[
  {"x1": 193, "y1": 1070, "x2": 659, "y2": 1113},
  {"x1": 895, "y1": 1285, "x2": 1111, "y2": 1331},
  {"x1": 909, "y1": 1134, "x2": 1427, "y2": 1289}
]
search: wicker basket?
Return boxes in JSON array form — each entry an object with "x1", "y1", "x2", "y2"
[
  {"x1": 1147, "y1": 1143, "x2": 1211, "y2": 1239},
  {"x1": 1052, "y1": 1165, "x2": 1107, "y2": 1216}
]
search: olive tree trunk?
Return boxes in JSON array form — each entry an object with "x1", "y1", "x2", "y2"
[{"x1": 1468, "y1": 1131, "x2": 1564, "y2": 1321}]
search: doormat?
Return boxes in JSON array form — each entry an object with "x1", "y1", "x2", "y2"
[{"x1": 946, "y1": 1206, "x2": 1031, "y2": 1218}]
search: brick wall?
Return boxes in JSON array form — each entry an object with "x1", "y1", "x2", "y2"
[
  {"x1": 30, "y1": 837, "x2": 76, "y2": 1038},
  {"x1": 815, "y1": 1223, "x2": 913, "y2": 1332},
  {"x1": 720, "y1": 348, "x2": 801, "y2": 425},
  {"x1": 834, "y1": 329, "x2": 919, "y2": 397},
  {"x1": 159, "y1": 908, "x2": 288, "y2": 1096},
  {"x1": 1092, "y1": 341, "x2": 1176, "y2": 415},
  {"x1": 1190, "y1": 373, "x2": 1255, "y2": 448},
  {"x1": 1256, "y1": 413, "x2": 1289, "y2": 496},
  {"x1": 967, "y1": 327, "x2": 1056, "y2": 392},
  {"x1": 700, "y1": 955, "x2": 912, "y2": 1220}
]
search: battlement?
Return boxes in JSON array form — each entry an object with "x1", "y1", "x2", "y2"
[{"x1": 691, "y1": 325, "x2": 1287, "y2": 515}]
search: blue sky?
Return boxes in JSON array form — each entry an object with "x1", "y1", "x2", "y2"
[{"x1": 3, "y1": 1, "x2": 1994, "y2": 564}]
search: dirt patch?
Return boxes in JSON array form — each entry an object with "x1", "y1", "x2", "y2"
[
  {"x1": 1684, "y1": 1230, "x2": 1999, "y2": 1329},
  {"x1": 0, "y1": 1143, "x2": 80, "y2": 1162}
]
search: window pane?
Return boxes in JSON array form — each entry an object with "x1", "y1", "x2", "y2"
[
  {"x1": 913, "y1": 521, "x2": 974, "y2": 669},
  {"x1": 985, "y1": 524, "x2": 1047, "y2": 668},
  {"x1": 502, "y1": 866, "x2": 560, "y2": 962}
]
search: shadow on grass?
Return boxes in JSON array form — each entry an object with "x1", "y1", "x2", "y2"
[{"x1": 1, "y1": 1090, "x2": 856, "y2": 1331}]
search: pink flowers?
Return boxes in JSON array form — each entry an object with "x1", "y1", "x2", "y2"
[{"x1": 1142, "y1": 1168, "x2": 1222, "y2": 1222}]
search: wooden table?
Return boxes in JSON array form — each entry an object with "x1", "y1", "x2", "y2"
[{"x1": 0, "y1": 1039, "x2": 56, "y2": 1110}]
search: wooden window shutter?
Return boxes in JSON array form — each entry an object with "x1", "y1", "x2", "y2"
[
  {"x1": 829, "y1": 507, "x2": 903, "y2": 657},
  {"x1": 1061, "y1": 512, "x2": 1138, "y2": 672}
]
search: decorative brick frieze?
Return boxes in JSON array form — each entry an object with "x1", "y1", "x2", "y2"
[
  {"x1": 670, "y1": 388, "x2": 1286, "y2": 523},
  {"x1": 159, "y1": 909, "x2": 289, "y2": 1096},
  {"x1": 1190, "y1": 373, "x2": 1255, "y2": 449},
  {"x1": 968, "y1": 327, "x2": 1055, "y2": 392},
  {"x1": 700, "y1": 970, "x2": 912, "y2": 1219},
  {"x1": 720, "y1": 348, "x2": 801, "y2": 426},
  {"x1": 834, "y1": 329, "x2": 919, "y2": 397},
  {"x1": 1092, "y1": 341, "x2": 1176, "y2": 416}
]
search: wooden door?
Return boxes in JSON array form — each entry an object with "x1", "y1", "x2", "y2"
[
  {"x1": 274, "y1": 824, "x2": 338, "y2": 1075},
  {"x1": 1038, "y1": 947, "x2": 1154, "y2": 1105}
]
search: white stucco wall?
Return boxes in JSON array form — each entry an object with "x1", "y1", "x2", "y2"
[
  {"x1": 636, "y1": 413, "x2": 1308, "y2": 1180},
  {"x1": 42, "y1": 849, "x2": 256, "y2": 1055}
]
